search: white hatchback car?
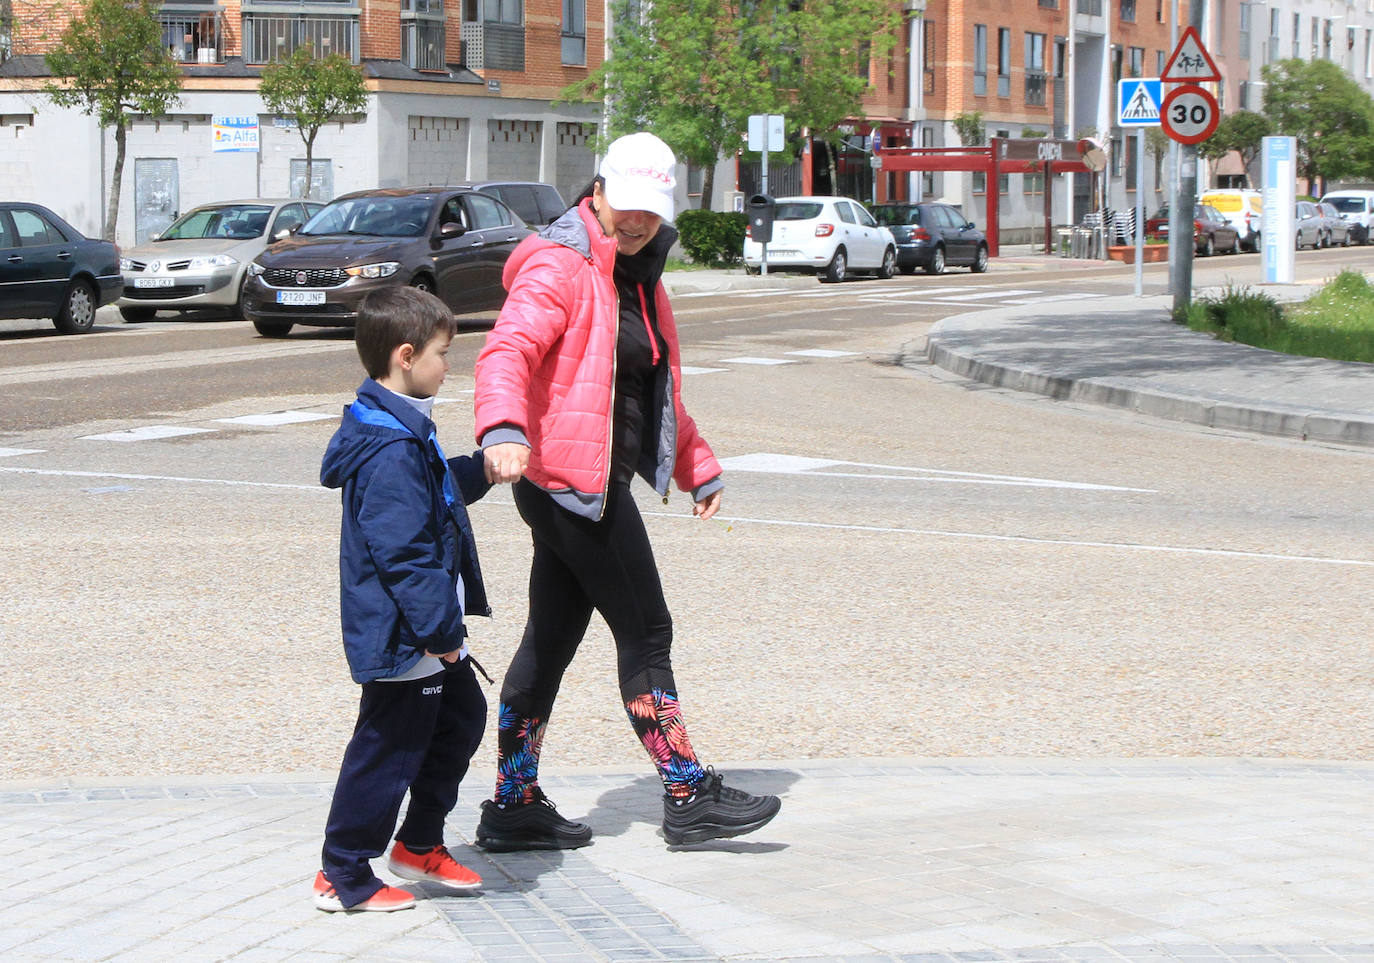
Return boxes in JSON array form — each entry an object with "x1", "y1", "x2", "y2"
[{"x1": 743, "y1": 195, "x2": 896, "y2": 282}]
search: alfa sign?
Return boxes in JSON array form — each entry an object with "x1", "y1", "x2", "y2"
[{"x1": 212, "y1": 115, "x2": 259, "y2": 153}]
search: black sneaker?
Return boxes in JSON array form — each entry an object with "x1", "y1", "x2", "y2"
[
  {"x1": 475, "y1": 788, "x2": 593, "y2": 851},
  {"x1": 662, "y1": 769, "x2": 781, "y2": 846}
]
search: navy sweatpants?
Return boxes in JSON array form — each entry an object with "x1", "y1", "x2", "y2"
[{"x1": 322, "y1": 657, "x2": 485, "y2": 908}]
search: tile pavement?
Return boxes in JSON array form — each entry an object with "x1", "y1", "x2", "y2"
[{"x1": 2, "y1": 759, "x2": 1372, "y2": 961}]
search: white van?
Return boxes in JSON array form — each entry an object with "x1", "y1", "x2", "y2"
[
  {"x1": 1199, "y1": 189, "x2": 1263, "y2": 252},
  {"x1": 1318, "y1": 190, "x2": 1374, "y2": 245}
]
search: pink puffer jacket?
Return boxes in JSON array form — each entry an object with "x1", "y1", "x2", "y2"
[{"x1": 474, "y1": 199, "x2": 721, "y2": 520}]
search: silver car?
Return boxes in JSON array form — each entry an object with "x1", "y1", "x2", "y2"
[{"x1": 116, "y1": 199, "x2": 323, "y2": 321}]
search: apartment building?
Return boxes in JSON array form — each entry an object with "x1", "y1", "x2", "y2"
[{"x1": 0, "y1": 0, "x2": 604, "y2": 244}]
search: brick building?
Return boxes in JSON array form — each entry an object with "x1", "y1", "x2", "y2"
[{"x1": 0, "y1": 0, "x2": 605, "y2": 244}]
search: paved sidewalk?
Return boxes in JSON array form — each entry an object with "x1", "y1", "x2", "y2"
[{"x1": 3, "y1": 758, "x2": 1373, "y2": 961}]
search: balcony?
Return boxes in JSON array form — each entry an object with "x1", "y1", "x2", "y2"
[
  {"x1": 402, "y1": 17, "x2": 446, "y2": 70},
  {"x1": 242, "y1": 13, "x2": 359, "y2": 63},
  {"x1": 1025, "y1": 71, "x2": 1047, "y2": 106},
  {"x1": 161, "y1": 9, "x2": 226, "y2": 64}
]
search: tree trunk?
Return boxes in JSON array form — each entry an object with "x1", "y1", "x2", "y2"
[
  {"x1": 104, "y1": 120, "x2": 127, "y2": 241},
  {"x1": 827, "y1": 142, "x2": 838, "y2": 197},
  {"x1": 301, "y1": 128, "x2": 317, "y2": 199},
  {"x1": 700, "y1": 163, "x2": 715, "y2": 211}
]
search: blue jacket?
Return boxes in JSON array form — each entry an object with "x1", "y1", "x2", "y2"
[{"x1": 320, "y1": 379, "x2": 492, "y2": 683}]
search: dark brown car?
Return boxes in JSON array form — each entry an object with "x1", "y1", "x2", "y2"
[{"x1": 240, "y1": 186, "x2": 531, "y2": 337}]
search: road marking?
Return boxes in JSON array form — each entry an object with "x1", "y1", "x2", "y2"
[
  {"x1": 1003, "y1": 292, "x2": 1107, "y2": 305},
  {"x1": 215, "y1": 411, "x2": 337, "y2": 427},
  {"x1": 718, "y1": 452, "x2": 1155, "y2": 492},
  {"x1": 0, "y1": 466, "x2": 324, "y2": 492},
  {"x1": 718, "y1": 357, "x2": 796, "y2": 366},
  {"x1": 925, "y1": 289, "x2": 1040, "y2": 301},
  {"x1": 0, "y1": 341, "x2": 355, "y2": 387},
  {"x1": 786, "y1": 349, "x2": 859, "y2": 358},
  {"x1": 80, "y1": 426, "x2": 216, "y2": 442},
  {"x1": 681, "y1": 365, "x2": 728, "y2": 375},
  {"x1": 0, "y1": 447, "x2": 43, "y2": 458},
  {"x1": 645, "y1": 511, "x2": 1373, "y2": 568}
]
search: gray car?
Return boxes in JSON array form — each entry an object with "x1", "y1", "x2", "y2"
[{"x1": 116, "y1": 199, "x2": 323, "y2": 321}]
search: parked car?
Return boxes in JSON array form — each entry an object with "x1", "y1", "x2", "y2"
[
  {"x1": 0, "y1": 201, "x2": 121, "y2": 334},
  {"x1": 872, "y1": 202, "x2": 989, "y2": 275},
  {"x1": 239, "y1": 186, "x2": 531, "y2": 337},
  {"x1": 1199, "y1": 188, "x2": 1263, "y2": 252},
  {"x1": 1315, "y1": 201, "x2": 1352, "y2": 247},
  {"x1": 473, "y1": 181, "x2": 568, "y2": 229},
  {"x1": 116, "y1": 199, "x2": 323, "y2": 322},
  {"x1": 1294, "y1": 200, "x2": 1323, "y2": 249},
  {"x1": 742, "y1": 196, "x2": 896, "y2": 282},
  {"x1": 1144, "y1": 203, "x2": 1241, "y2": 255},
  {"x1": 1319, "y1": 190, "x2": 1374, "y2": 245}
]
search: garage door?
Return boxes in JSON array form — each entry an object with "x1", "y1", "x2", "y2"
[
  {"x1": 487, "y1": 119, "x2": 540, "y2": 182},
  {"x1": 408, "y1": 116, "x2": 469, "y2": 187},
  {"x1": 554, "y1": 122, "x2": 596, "y2": 205}
]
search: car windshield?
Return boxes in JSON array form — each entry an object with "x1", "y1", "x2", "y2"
[
  {"x1": 301, "y1": 195, "x2": 433, "y2": 237},
  {"x1": 1325, "y1": 197, "x2": 1367, "y2": 213},
  {"x1": 873, "y1": 206, "x2": 922, "y2": 226},
  {"x1": 775, "y1": 202, "x2": 824, "y2": 221},
  {"x1": 158, "y1": 205, "x2": 272, "y2": 241}
]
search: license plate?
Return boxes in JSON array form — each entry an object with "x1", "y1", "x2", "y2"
[
  {"x1": 134, "y1": 277, "x2": 175, "y2": 288},
  {"x1": 768, "y1": 248, "x2": 799, "y2": 257},
  {"x1": 277, "y1": 291, "x2": 326, "y2": 305}
]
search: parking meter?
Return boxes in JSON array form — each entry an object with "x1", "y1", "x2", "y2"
[{"x1": 748, "y1": 194, "x2": 776, "y2": 244}]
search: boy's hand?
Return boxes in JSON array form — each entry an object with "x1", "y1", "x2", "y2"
[
  {"x1": 484, "y1": 442, "x2": 530, "y2": 484},
  {"x1": 693, "y1": 490, "x2": 722, "y2": 520},
  {"x1": 426, "y1": 649, "x2": 463, "y2": 663}
]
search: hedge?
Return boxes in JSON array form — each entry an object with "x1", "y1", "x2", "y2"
[{"x1": 676, "y1": 210, "x2": 748, "y2": 265}]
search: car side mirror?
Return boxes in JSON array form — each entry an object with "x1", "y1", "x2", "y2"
[
  {"x1": 274, "y1": 228, "x2": 292, "y2": 240},
  {"x1": 439, "y1": 221, "x2": 466, "y2": 239},
  {"x1": 966, "y1": 221, "x2": 977, "y2": 230}
]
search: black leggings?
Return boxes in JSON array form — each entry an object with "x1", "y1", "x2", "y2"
[{"x1": 502, "y1": 478, "x2": 677, "y2": 717}]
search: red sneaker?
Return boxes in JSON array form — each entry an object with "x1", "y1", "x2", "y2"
[
  {"x1": 313, "y1": 871, "x2": 416, "y2": 912},
  {"x1": 386, "y1": 842, "x2": 482, "y2": 891}
]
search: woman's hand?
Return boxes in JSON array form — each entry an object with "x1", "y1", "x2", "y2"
[
  {"x1": 484, "y1": 442, "x2": 530, "y2": 484},
  {"x1": 693, "y1": 489, "x2": 722, "y2": 520}
]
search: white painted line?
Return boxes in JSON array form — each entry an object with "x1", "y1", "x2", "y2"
[
  {"x1": 786, "y1": 349, "x2": 859, "y2": 358},
  {"x1": 0, "y1": 447, "x2": 43, "y2": 458},
  {"x1": 215, "y1": 411, "x2": 336, "y2": 427},
  {"x1": 718, "y1": 357, "x2": 796, "y2": 366},
  {"x1": 80, "y1": 426, "x2": 216, "y2": 442},
  {"x1": 717, "y1": 452, "x2": 1155, "y2": 493},
  {"x1": 641, "y1": 511, "x2": 1373, "y2": 568},
  {"x1": 0, "y1": 466, "x2": 324, "y2": 491},
  {"x1": 1003, "y1": 292, "x2": 1106, "y2": 305},
  {"x1": 925, "y1": 289, "x2": 1040, "y2": 301},
  {"x1": 680, "y1": 366, "x2": 728, "y2": 375}
]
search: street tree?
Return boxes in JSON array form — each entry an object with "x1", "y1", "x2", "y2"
[
  {"x1": 566, "y1": 0, "x2": 896, "y2": 208},
  {"x1": 43, "y1": 0, "x2": 182, "y2": 240},
  {"x1": 259, "y1": 45, "x2": 367, "y2": 200},
  {"x1": 1198, "y1": 110, "x2": 1271, "y2": 186},
  {"x1": 952, "y1": 112, "x2": 986, "y2": 146},
  {"x1": 1262, "y1": 58, "x2": 1374, "y2": 193}
]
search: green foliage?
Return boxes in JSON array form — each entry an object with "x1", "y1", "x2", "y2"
[
  {"x1": 1180, "y1": 273, "x2": 1374, "y2": 363},
  {"x1": 43, "y1": 0, "x2": 183, "y2": 238},
  {"x1": 564, "y1": 0, "x2": 898, "y2": 209},
  {"x1": 1262, "y1": 59, "x2": 1374, "y2": 186},
  {"x1": 259, "y1": 44, "x2": 367, "y2": 198},
  {"x1": 1198, "y1": 110, "x2": 1271, "y2": 182},
  {"x1": 953, "y1": 111, "x2": 985, "y2": 147},
  {"x1": 1020, "y1": 127, "x2": 1048, "y2": 139},
  {"x1": 676, "y1": 210, "x2": 747, "y2": 265}
]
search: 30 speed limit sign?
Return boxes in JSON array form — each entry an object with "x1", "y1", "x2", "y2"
[{"x1": 1160, "y1": 83, "x2": 1220, "y2": 144}]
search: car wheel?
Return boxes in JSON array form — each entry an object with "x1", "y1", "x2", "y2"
[
  {"x1": 54, "y1": 278, "x2": 98, "y2": 334},
  {"x1": 877, "y1": 247, "x2": 896, "y2": 279},
  {"x1": 410, "y1": 273, "x2": 436, "y2": 294},
  {"x1": 970, "y1": 244, "x2": 989, "y2": 273},
  {"x1": 744, "y1": 263, "x2": 760, "y2": 276},
  {"x1": 924, "y1": 245, "x2": 946, "y2": 275},
  {"x1": 1230, "y1": 234, "x2": 1242, "y2": 255},
  {"x1": 821, "y1": 248, "x2": 847, "y2": 283},
  {"x1": 119, "y1": 305, "x2": 157, "y2": 322},
  {"x1": 252, "y1": 318, "x2": 294, "y2": 337},
  {"x1": 1295, "y1": 232, "x2": 1303, "y2": 250},
  {"x1": 1202, "y1": 236, "x2": 1215, "y2": 257}
]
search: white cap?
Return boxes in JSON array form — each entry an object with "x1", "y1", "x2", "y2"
[{"x1": 598, "y1": 132, "x2": 676, "y2": 223}]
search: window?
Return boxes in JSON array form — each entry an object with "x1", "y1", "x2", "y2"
[
  {"x1": 0, "y1": 8, "x2": 10, "y2": 64},
  {"x1": 561, "y1": 0, "x2": 584, "y2": 65},
  {"x1": 1269, "y1": 10, "x2": 1280, "y2": 63},
  {"x1": 974, "y1": 24, "x2": 987, "y2": 96},
  {"x1": 400, "y1": 0, "x2": 445, "y2": 70},
  {"x1": 484, "y1": 0, "x2": 520, "y2": 25},
  {"x1": 923, "y1": 20, "x2": 935, "y2": 94},
  {"x1": 835, "y1": 201, "x2": 857, "y2": 225},
  {"x1": 856, "y1": 40, "x2": 872, "y2": 82},
  {"x1": 1119, "y1": 0, "x2": 1135, "y2": 24},
  {"x1": 1024, "y1": 32, "x2": 1046, "y2": 105},
  {"x1": 1156, "y1": 50, "x2": 1165, "y2": 75},
  {"x1": 481, "y1": 0, "x2": 524, "y2": 69},
  {"x1": 1239, "y1": 3, "x2": 1251, "y2": 59},
  {"x1": 1293, "y1": 13, "x2": 1301, "y2": 58},
  {"x1": 1077, "y1": 0, "x2": 1103, "y2": 15},
  {"x1": 464, "y1": 193, "x2": 513, "y2": 230},
  {"x1": 997, "y1": 28, "x2": 1010, "y2": 98},
  {"x1": 1039, "y1": 0, "x2": 1057, "y2": 7},
  {"x1": 11, "y1": 209, "x2": 65, "y2": 245},
  {"x1": 1127, "y1": 46, "x2": 1143, "y2": 78},
  {"x1": 242, "y1": 14, "x2": 359, "y2": 64},
  {"x1": 1023, "y1": 170, "x2": 1044, "y2": 195},
  {"x1": 1324, "y1": 19, "x2": 1333, "y2": 59},
  {"x1": 1366, "y1": 29, "x2": 1372, "y2": 79},
  {"x1": 996, "y1": 129, "x2": 1009, "y2": 194},
  {"x1": 161, "y1": 10, "x2": 225, "y2": 64}
]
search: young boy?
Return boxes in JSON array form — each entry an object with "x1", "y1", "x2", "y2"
[{"x1": 314, "y1": 286, "x2": 492, "y2": 912}]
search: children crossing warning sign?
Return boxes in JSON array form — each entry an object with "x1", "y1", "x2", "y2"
[{"x1": 1117, "y1": 78, "x2": 1163, "y2": 127}]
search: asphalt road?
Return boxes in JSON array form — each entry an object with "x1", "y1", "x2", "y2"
[{"x1": 2, "y1": 249, "x2": 1372, "y2": 783}]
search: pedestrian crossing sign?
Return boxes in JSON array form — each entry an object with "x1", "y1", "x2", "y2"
[{"x1": 1117, "y1": 78, "x2": 1163, "y2": 127}]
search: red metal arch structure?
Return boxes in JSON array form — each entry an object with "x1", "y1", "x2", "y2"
[{"x1": 874, "y1": 138, "x2": 1094, "y2": 257}]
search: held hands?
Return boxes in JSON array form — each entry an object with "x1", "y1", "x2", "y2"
[
  {"x1": 693, "y1": 489, "x2": 722, "y2": 520},
  {"x1": 484, "y1": 442, "x2": 530, "y2": 484},
  {"x1": 425, "y1": 649, "x2": 464, "y2": 663}
]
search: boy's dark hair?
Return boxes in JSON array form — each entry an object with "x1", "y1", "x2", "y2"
[{"x1": 354, "y1": 287, "x2": 457, "y2": 379}]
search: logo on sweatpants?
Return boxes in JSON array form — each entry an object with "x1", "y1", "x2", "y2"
[{"x1": 422, "y1": 684, "x2": 443, "y2": 696}]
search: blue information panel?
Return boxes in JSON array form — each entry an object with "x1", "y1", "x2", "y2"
[
  {"x1": 1117, "y1": 79, "x2": 1163, "y2": 127},
  {"x1": 1261, "y1": 136, "x2": 1295, "y2": 284}
]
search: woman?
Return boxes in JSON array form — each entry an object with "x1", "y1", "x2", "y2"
[{"x1": 472, "y1": 132, "x2": 780, "y2": 849}]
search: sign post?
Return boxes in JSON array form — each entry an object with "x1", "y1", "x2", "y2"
[
  {"x1": 1117, "y1": 78, "x2": 1162, "y2": 297},
  {"x1": 747, "y1": 114, "x2": 785, "y2": 275},
  {"x1": 1161, "y1": 23, "x2": 1220, "y2": 314}
]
